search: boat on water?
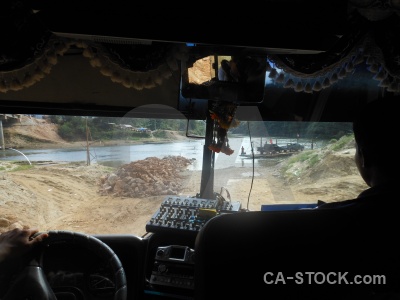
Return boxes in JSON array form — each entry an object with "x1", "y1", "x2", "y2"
[{"x1": 239, "y1": 152, "x2": 294, "y2": 159}]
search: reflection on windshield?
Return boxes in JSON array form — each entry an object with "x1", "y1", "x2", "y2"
[{"x1": 0, "y1": 114, "x2": 368, "y2": 236}]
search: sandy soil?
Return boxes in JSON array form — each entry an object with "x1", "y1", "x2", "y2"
[
  {"x1": 0, "y1": 116, "x2": 369, "y2": 237},
  {"x1": 0, "y1": 152, "x2": 368, "y2": 237}
]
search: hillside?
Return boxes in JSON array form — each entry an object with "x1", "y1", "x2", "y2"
[
  {"x1": 0, "y1": 144, "x2": 368, "y2": 236},
  {"x1": 2, "y1": 115, "x2": 67, "y2": 148},
  {"x1": 1, "y1": 115, "x2": 186, "y2": 149},
  {"x1": 0, "y1": 120, "x2": 368, "y2": 236}
]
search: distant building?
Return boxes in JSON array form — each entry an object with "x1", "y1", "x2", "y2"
[
  {"x1": 119, "y1": 124, "x2": 133, "y2": 130},
  {"x1": 136, "y1": 127, "x2": 148, "y2": 132}
]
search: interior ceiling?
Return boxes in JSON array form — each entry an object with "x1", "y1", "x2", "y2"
[
  {"x1": 1, "y1": 0, "x2": 399, "y2": 121},
  {"x1": 28, "y1": 0, "x2": 348, "y2": 52}
]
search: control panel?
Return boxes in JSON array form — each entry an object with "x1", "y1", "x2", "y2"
[
  {"x1": 146, "y1": 196, "x2": 241, "y2": 234},
  {"x1": 150, "y1": 245, "x2": 195, "y2": 290}
]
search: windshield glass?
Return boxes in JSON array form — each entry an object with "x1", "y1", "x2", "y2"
[{"x1": 0, "y1": 112, "x2": 367, "y2": 236}]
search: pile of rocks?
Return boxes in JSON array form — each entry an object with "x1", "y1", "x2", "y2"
[{"x1": 99, "y1": 156, "x2": 194, "y2": 197}]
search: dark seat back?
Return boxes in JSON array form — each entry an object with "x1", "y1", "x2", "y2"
[{"x1": 194, "y1": 208, "x2": 400, "y2": 300}]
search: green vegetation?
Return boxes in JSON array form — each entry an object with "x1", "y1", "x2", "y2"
[
  {"x1": 308, "y1": 153, "x2": 320, "y2": 167},
  {"x1": 1, "y1": 162, "x2": 34, "y2": 172},
  {"x1": 281, "y1": 150, "x2": 319, "y2": 177},
  {"x1": 280, "y1": 134, "x2": 354, "y2": 181},
  {"x1": 152, "y1": 130, "x2": 185, "y2": 139},
  {"x1": 329, "y1": 134, "x2": 354, "y2": 151},
  {"x1": 47, "y1": 115, "x2": 351, "y2": 143},
  {"x1": 38, "y1": 113, "x2": 356, "y2": 145},
  {"x1": 12, "y1": 164, "x2": 34, "y2": 172},
  {"x1": 48, "y1": 116, "x2": 205, "y2": 142},
  {"x1": 231, "y1": 120, "x2": 352, "y2": 140}
]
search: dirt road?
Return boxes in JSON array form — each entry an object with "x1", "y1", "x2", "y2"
[
  {"x1": 0, "y1": 148, "x2": 368, "y2": 237},
  {"x1": 0, "y1": 116, "x2": 368, "y2": 235},
  {"x1": 0, "y1": 162, "x2": 200, "y2": 237}
]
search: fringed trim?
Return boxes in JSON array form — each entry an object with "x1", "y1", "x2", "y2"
[
  {"x1": 365, "y1": 37, "x2": 400, "y2": 92},
  {"x1": 2, "y1": 32, "x2": 400, "y2": 94},
  {"x1": 268, "y1": 33, "x2": 400, "y2": 93},
  {"x1": 267, "y1": 42, "x2": 366, "y2": 93},
  {"x1": 77, "y1": 41, "x2": 187, "y2": 91},
  {"x1": 0, "y1": 37, "x2": 188, "y2": 93},
  {"x1": 0, "y1": 37, "x2": 71, "y2": 93}
]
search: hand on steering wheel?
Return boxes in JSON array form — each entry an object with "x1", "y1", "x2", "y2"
[{"x1": 1, "y1": 230, "x2": 127, "y2": 300}]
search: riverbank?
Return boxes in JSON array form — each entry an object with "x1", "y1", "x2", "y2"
[
  {"x1": 4, "y1": 125, "x2": 188, "y2": 150},
  {"x1": 0, "y1": 133, "x2": 369, "y2": 237},
  {"x1": 2, "y1": 115, "x2": 189, "y2": 149},
  {"x1": 8, "y1": 138, "x2": 185, "y2": 150},
  {"x1": 0, "y1": 160, "x2": 202, "y2": 236},
  {"x1": 0, "y1": 146, "x2": 368, "y2": 236}
]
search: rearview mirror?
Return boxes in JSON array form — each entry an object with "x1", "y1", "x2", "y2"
[{"x1": 180, "y1": 54, "x2": 267, "y2": 104}]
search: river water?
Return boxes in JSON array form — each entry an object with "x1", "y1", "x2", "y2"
[
  {"x1": 0, "y1": 140, "x2": 203, "y2": 169},
  {"x1": 0, "y1": 137, "x2": 318, "y2": 170}
]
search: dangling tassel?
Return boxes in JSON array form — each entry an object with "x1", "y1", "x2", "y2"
[
  {"x1": 144, "y1": 75, "x2": 156, "y2": 89},
  {"x1": 366, "y1": 56, "x2": 375, "y2": 66},
  {"x1": 275, "y1": 72, "x2": 285, "y2": 83},
  {"x1": 312, "y1": 81, "x2": 323, "y2": 91},
  {"x1": 133, "y1": 77, "x2": 145, "y2": 90},
  {"x1": 265, "y1": 62, "x2": 272, "y2": 72},
  {"x1": 373, "y1": 68, "x2": 386, "y2": 81},
  {"x1": 151, "y1": 70, "x2": 164, "y2": 85},
  {"x1": 353, "y1": 52, "x2": 365, "y2": 65},
  {"x1": 0, "y1": 80, "x2": 8, "y2": 93},
  {"x1": 283, "y1": 78, "x2": 295, "y2": 88},
  {"x1": 345, "y1": 61, "x2": 355, "y2": 72},
  {"x1": 111, "y1": 71, "x2": 123, "y2": 83},
  {"x1": 268, "y1": 68, "x2": 278, "y2": 79},
  {"x1": 387, "y1": 79, "x2": 399, "y2": 92},
  {"x1": 330, "y1": 73, "x2": 339, "y2": 83},
  {"x1": 368, "y1": 63, "x2": 380, "y2": 73},
  {"x1": 122, "y1": 76, "x2": 133, "y2": 89},
  {"x1": 89, "y1": 56, "x2": 102, "y2": 68},
  {"x1": 22, "y1": 73, "x2": 36, "y2": 88},
  {"x1": 100, "y1": 65, "x2": 113, "y2": 77},
  {"x1": 10, "y1": 78, "x2": 23, "y2": 91},
  {"x1": 294, "y1": 82, "x2": 303, "y2": 92},
  {"x1": 47, "y1": 50, "x2": 58, "y2": 65},
  {"x1": 304, "y1": 82, "x2": 313, "y2": 93},
  {"x1": 338, "y1": 67, "x2": 347, "y2": 79},
  {"x1": 322, "y1": 77, "x2": 331, "y2": 88},
  {"x1": 378, "y1": 75, "x2": 391, "y2": 87}
]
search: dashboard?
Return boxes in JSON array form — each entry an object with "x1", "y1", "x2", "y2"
[
  {"x1": 35, "y1": 195, "x2": 242, "y2": 300},
  {"x1": 97, "y1": 232, "x2": 197, "y2": 300}
]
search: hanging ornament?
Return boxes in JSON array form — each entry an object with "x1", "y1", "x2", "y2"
[{"x1": 208, "y1": 101, "x2": 240, "y2": 156}]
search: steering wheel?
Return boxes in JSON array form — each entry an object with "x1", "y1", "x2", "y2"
[{"x1": 2, "y1": 230, "x2": 127, "y2": 300}]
